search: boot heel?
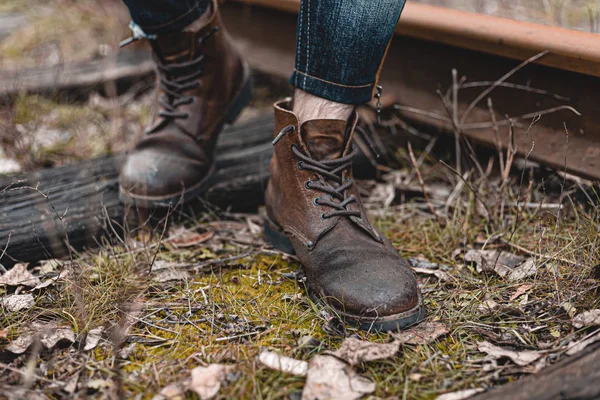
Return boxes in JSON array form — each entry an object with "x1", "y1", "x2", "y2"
[
  {"x1": 226, "y1": 74, "x2": 253, "y2": 124},
  {"x1": 264, "y1": 217, "x2": 295, "y2": 255}
]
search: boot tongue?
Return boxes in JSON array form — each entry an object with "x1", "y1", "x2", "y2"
[
  {"x1": 151, "y1": 32, "x2": 196, "y2": 63},
  {"x1": 300, "y1": 119, "x2": 348, "y2": 161}
]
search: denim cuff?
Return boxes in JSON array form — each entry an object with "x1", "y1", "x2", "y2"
[
  {"x1": 130, "y1": 2, "x2": 209, "y2": 35},
  {"x1": 290, "y1": 70, "x2": 374, "y2": 105}
]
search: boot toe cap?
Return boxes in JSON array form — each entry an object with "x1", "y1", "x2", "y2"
[
  {"x1": 319, "y1": 261, "x2": 420, "y2": 318},
  {"x1": 120, "y1": 148, "x2": 210, "y2": 200}
]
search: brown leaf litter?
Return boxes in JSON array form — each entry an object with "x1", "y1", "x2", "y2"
[
  {"x1": 327, "y1": 337, "x2": 400, "y2": 366},
  {"x1": 477, "y1": 341, "x2": 545, "y2": 367},
  {"x1": 167, "y1": 227, "x2": 215, "y2": 249},
  {"x1": 1, "y1": 293, "x2": 35, "y2": 312},
  {"x1": 302, "y1": 355, "x2": 375, "y2": 400},
  {"x1": 464, "y1": 249, "x2": 525, "y2": 277},
  {"x1": 6, "y1": 323, "x2": 76, "y2": 354},
  {"x1": 4, "y1": 322, "x2": 104, "y2": 355},
  {"x1": 0, "y1": 263, "x2": 40, "y2": 287},
  {"x1": 393, "y1": 322, "x2": 449, "y2": 345},
  {"x1": 572, "y1": 309, "x2": 600, "y2": 329},
  {"x1": 507, "y1": 258, "x2": 539, "y2": 282},
  {"x1": 188, "y1": 364, "x2": 236, "y2": 400}
]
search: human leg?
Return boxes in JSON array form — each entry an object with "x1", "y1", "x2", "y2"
[
  {"x1": 291, "y1": 0, "x2": 406, "y2": 107},
  {"x1": 265, "y1": 0, "x2": 424, "y2": 331}
]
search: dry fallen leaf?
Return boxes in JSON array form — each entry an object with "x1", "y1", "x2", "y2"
[
  {"x1": 573, "y1": 309, "x2": 600, "y2": 328},
  {"x1": 328, "y1": 337, "x2": 399, "y2": 366},
  {"x1": 150, "y1": 260, "x2": 189, "y2": 272},
  {"x1": 477, "y1": 298, "x2": 499, "y2": 315},
  {"x1": 477, "y1": 341, "x2": 544, "y2": 366},
  {"x1": 561, "y1": 301, "x2": 577, "y2": 318},
  {"x1": 393, "y1": 322, "x2": 449, "y2": 345},
  {"x1": 566, "y1": 330, "x2": 600, "y2": 355},
  {"x1": 83, "y1": 327, "x2": 104, "y2": 351},
  {"x1": 40, "y1": 327, "x2": 76, "y2": 349},
  {"x1": 63, "y1": 372, "x2": 80, "y2": 395},
  {"x1": 168, "y1": 227, "x2": 214, "y2": 248},
  {"x1": 507, "y1": 258, "x2": 538, "y2": 282},
  {"x1": 152, "y1": 269, "x2": 190, "y2": 283},
  {"x1": 87, "y1": 379, "x2": 112, "y2": 391},
  {"x1": 302, "y1": 355, "x2": 375, "y2": 400},
  {"x1": 413, "y1": 267, "x2": 451, "y2": 282},
  {"x1": 408, "y1": 256, "x2": 450, "y2": 270},
  {"x1": 188, "y1": 364, "x2": 235, "y2": 400},
  {"x1": 6, "y1": 333, "x2": 34, "y2": 354},
  {"x1": 0, "y1": 263, "x2": 40, "y2": 287},
  {"x1": 156, "y1": 383, "x2": 185, "y2": 400},
  {"x1": 2, "y1": 293, "x2": 35, "y2": 312},
  {"x1": 33, "y1": 269, "x2": 70, "y2": 290},
  {"x1": 258, "y1": 349, "x2": 308, "y2": 376},
  {"x1": 5, "y1": 323, "x2": 76, "y2": 354},
  {"x1": 465, "y1": 250, "x2": 524, "y2": 277},
  {"x1": 509, "y1": 284, "x2": 533, "y2": 302},
  {"x1": 436, "y1": 388, "x2": 485, "y2": 400},
  {"x1": 119, "y1": 343, "x2": 137, "y2": 359}
]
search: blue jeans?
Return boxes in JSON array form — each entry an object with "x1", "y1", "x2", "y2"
[{"x1": 122, "y1": 0, "x2": 406, "y2": 104}]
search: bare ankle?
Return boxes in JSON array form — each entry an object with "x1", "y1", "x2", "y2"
[{"x1": 292, "y1": 89, "x2": 354, "y2": 124}]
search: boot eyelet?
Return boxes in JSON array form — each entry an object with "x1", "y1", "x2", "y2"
[
  {"x1": 320, "y1": 213, "x2": 328, "y2": 220},
  {"x1": 298, "y1": 161, "x2": 304, "y2": 170},
  {"x1": 305, "y1": 180, "x2": 312, "y2": 189},
  {"x1": 307, "y1": 241, "x2": 314, "y2": 249},
  {"x1": 313, "y1": 197, "x2": 320, "y2": 206}
]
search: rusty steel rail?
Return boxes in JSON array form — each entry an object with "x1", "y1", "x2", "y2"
[
  {"x1": 233, "y1": 0, "x2": 600, "y2": 78},
  {"x1": 223, "y1": 0, "x2": 600, "y2": 181}
]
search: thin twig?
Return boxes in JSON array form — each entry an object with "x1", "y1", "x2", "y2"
[
  {"x1": 408, "y1": 142, "x2": 442, "y2": 224},
  {"x1": 460, "y1": 81, "x2": 569, "y2": 101},
  {"x1": 393, "y1": 105, "x2": 451, "y2": 122},
  {"x1": 460, "y1": 50, "x2": 550, "y2": 124},
  {"x1": 440, "y1": 160, "x2": 492, "y2": 220},
  {"x1": 0, "y1": 230, "x2": 12, "y2": 272},
  {"x1": 461, "y1": 105, "x2": 580, "y2": 130}
]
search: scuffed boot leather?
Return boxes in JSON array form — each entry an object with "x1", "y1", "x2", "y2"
[
  {"x1": 119, "y1": 0, "x2": 252, "y2": 207},
  {"x1": 264, "y1": 99, "x2": 425, "y2": 332}
]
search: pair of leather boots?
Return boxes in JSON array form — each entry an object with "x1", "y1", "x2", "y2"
[{"x1": 120, "y1": 1, "x2": 424, "y2": 331}]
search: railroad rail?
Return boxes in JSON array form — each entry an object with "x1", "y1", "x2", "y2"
[{"x1": 223, "y1": 0, "x2": 600, "y2": 181}]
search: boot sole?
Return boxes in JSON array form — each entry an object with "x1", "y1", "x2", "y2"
[
  {"x1": 119, "y1": 64, "x2": 254, "y2": 208},
  {"x1": 264, "y1": 213, "x2": 426, "y2": 332}
]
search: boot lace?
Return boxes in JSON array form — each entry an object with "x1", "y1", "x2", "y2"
[
  {"x1": 147, "y1": 26, "x2": 219, "y2": 134},
  {"x1": 278, "y1": 126, "x2": 362, "y2": 219}
]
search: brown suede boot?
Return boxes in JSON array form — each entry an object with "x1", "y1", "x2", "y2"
[
  {"x1": 119, "y1": 0, "x2": 252, "y2": 207},
  {"x1": 264, "y1": 99, "x2": 425, "y2": 332}
]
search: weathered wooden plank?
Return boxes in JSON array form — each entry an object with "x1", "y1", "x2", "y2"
[
  {"x1": 471, "y1": 341, "x2": 600, "y2": 400},
  {"x1": 0, "y1": 114, "x2": 273, "y2": 267},
  {"x1": 0, "y1": 49, "x2": 154, "y2": 98}
]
